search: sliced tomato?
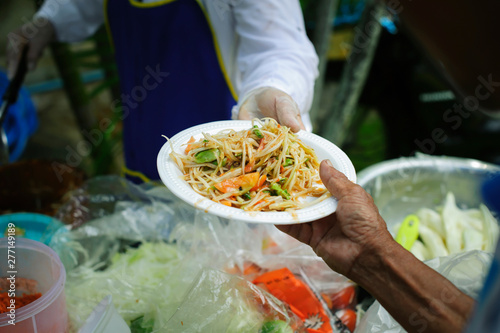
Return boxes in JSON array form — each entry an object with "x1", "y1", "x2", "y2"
[
  {"x1": 321, "y1": 293, "x2": 333, "y2": 310},
  {"x1": 250, "y1": 174, "x2": 267, "y2": 191},
  {"x1": 336, "y1": 309, "x2": 356, "y2": 332},
  {"x1": 214, "y1": 172, "x2": 260, "y2": 193},
  {"x1": 329, "y1": 285, "x2": 356, "y2": 310}
]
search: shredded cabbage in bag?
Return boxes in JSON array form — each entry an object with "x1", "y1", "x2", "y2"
[
  {"x1": 65, "y1": 242, "x2": 182, "y2": 330},
  {"x1": 65, "y1": 242, "x2": 303, "y2": 333}
]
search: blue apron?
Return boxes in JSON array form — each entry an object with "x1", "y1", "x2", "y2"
[{"x1": 105, "y1": 0, "x2": 237, "y2": 182}]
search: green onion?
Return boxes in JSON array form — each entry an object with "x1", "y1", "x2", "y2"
[
  {"x1": 270, "y1": 183, "x2": 290, "y2": 200},
  {"x1": 253, "y1": 125, "x2": 264, "y2": 139}
]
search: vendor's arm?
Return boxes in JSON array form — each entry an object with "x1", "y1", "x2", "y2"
[
  {"x1": 278, "y1": 161, "x2": 475, "y2": 333},
  {"x1": 6, "y1": 0, "x2": 103, "y2": 77},
  {"x1": 232, "y1": 0, "x2": 319, "y2": 132}
]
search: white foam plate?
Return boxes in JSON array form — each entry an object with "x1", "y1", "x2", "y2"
[{"x1": 157, "y1": 120, "x2": 356, "y2": 224}]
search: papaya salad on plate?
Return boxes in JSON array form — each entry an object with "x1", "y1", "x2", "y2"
[{"x1": 157, "y1": 119, "x2": 356, "y2": 224}]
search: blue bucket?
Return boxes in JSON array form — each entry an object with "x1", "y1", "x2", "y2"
[{"x1": 0, "y1": 70, "x2": 38, "y2": 162}]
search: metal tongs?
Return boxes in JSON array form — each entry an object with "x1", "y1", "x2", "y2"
[{"x1": 0, "y1": 45, "x2": 29, "y2": 164}]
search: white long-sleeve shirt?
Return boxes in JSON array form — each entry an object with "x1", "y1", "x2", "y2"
[{"x1": 35, "y1": 0, "x2": 319, "y2": 131}]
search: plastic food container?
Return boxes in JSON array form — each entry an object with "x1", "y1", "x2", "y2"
[
  {"x1": 78, "y1": 295, "x2": 131, "y2": 333},
  {"x1": 0, "y1": 213, "x2": 64, "y2": 245},
  {"x1": 0, "y1": 238, "x2": 68, "y2": 333}
]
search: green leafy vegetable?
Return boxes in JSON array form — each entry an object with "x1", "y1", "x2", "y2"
[
  {"x1": 130, "y1": 316, "x2": 154, "y2": 333},
  {"x1": 260, "y1": 320, "x2": 293, "y2": 333},
  {"x1": 65, "y1": 242, "x2": 181, "y2": 326}
]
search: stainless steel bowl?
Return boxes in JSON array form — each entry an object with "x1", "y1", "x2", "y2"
[{"x1": 357, "y1": 155, "x2": 500, "y2": 233}]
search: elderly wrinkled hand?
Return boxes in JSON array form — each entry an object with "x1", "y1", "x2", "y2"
[
  {"x1": 237, "y1": 87, "x2": 305, "y2": 133},
  {"x1": 277, "y1": 160, "x2": 392, "y2": 278},
  {"x1": 278, "y1": 161, "x2": 476, "y2": 333}
]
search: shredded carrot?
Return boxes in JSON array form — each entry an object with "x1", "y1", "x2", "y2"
[
  {"x1": 244, "y1": 159, "x2": 255, "y2": 173},
  {"x1": 257, "y1": 137, "x2": 267, "y2": 152},
  {"x1": 184, "y1": 136, "x2": 196, "y2": 154},
  {"x1": 220, "y1": 200, "x2": 232, "y2": 207},
  {"x1": 0, "y1": 292, "x2": 42, "y2": 313}
]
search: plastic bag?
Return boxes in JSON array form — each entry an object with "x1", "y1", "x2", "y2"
[
  {"x1": 48, "y1": 178, "x2": 183, "y2": 272},
  {"x1": 52, "y1": 176, "x2": 308, "y2": 332},
  {"x1": 66, "y1": 242, "x2": 304, "y2": 333},
  {"x1": 171, "y1": 210, "x2": 356, "y2": 332},
  {"x1": 354, "y1": 250, "x2": 493, "y2": 333},
  {"x1": 159, "y1": 268, "x2": 303, "y2": 333}
]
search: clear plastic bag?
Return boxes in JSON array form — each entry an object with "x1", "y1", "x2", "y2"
[
  {"x1": 354, "y1": 250, "x2": 493, "y2": 333},
  {"x1": 48, "y1": 177, "x2": 182, "y2": 272},
  {"x1": 50, "y1": 176, "x2": 311, "y2": 332},
  {"x1": 158, "y1": 268, "x2": 304, "y2": 333}
]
